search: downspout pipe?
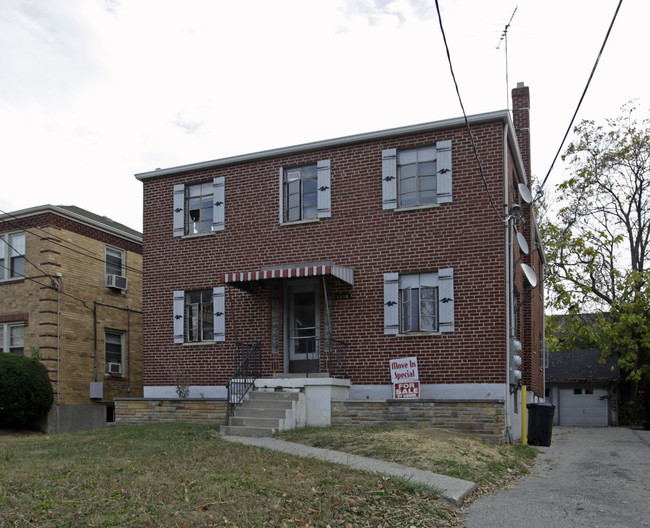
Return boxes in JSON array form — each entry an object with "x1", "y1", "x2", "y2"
[
  {"x1": 504, "y1": 122, "x2": 513, "y2": 443},
  {"x1": 93, "y1": 302, "x2": 98, "y2": 382}
]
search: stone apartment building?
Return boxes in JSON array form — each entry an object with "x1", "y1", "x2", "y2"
[
  {"x1": 132, "y1": 84, "x2": 544, "y2": 442},
  {"x1": 0, "y1": 205, "x2": 143, "y2": 432}
]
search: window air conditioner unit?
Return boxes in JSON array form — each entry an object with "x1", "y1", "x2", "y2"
[
  {"x1": 106, "y1": 274, "x2": 128, "y2": 291},
  {"x1": 108, "y1": 362, "x2": 122, "y2": 375}
]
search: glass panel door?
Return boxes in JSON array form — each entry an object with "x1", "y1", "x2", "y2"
[{"x1": 287, "y1": 284, "x2": 320, "y2": 373}]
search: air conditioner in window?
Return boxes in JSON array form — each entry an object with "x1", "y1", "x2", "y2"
[
  {"x1": 106, "y1": 274, "x2": 128, "y2": 291},
  {"x1": 108, "y1": 362, "x2": 122, "y2": 375}
]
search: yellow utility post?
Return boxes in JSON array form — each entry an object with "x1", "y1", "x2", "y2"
[{"x1": 521, "y1": 385, "x2": 528, "y2": 445}]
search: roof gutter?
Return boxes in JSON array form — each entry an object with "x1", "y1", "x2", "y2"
[
  {"x1": 0, "y1": 204, "x2": 142, "y2": 245},
  {"x1": 135, "y1": 110, "x2": 514, "y2": 181}
]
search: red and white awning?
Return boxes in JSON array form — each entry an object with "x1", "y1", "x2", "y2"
[{"x1": 223, "y1": 262, "x2": 354, "y2": 286}]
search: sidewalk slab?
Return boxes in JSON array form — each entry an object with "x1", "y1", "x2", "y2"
[{"x1": 222, "y1": 435, "x2": 476, "y2": 505}]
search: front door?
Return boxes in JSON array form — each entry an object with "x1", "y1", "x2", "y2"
[{"x1": 286, "y1": 283, "x2": 320, "y2": 373}]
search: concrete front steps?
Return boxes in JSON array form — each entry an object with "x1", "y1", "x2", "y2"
[{"x1": 221, "y1": 390, "x2": 301, "y2": 438}]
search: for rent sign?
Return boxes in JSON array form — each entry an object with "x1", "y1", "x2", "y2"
[{"x1": 390, "y1": 357, "x2": 420, "y2": 399}]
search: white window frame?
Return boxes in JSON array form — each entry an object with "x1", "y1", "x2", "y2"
[
  {"x1": 0, "y1": 322, "x2": 25, "y2": 355},
  {"x1": 105, "y1": 245, "x2": 125, "y2": 277},
  {"x1": 399, "y1": 273, "x2": 439, "y2": 333},
  {"x1": 0, "y1": 232, "x2": 26, "y2": 280},
  {"x1": 382, "y1": 140, "x2": 452, "y2": 209},
  {"x1": 173, "y1": 287, "x2": 225, "y2": 343},
  {"x1": 279, "y1": 160, "x2": 331, "y2": 223},
  {"x1": 104, "y1": 329, "x2": 125, "y2": 375},
  {"x1": 384, "y1": 268, "x2": 454, "y2": 335},
  {"x1": 173, "y1": 177, "x2": 225, "y2": 237}
]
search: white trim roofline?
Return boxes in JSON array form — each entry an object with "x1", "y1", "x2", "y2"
[
  {"x1": 135, "y1": 110, "x2": 514, "y2": 181},
  {"x1": 0, "y1": 204, "x2": 142, "y2": 244}
]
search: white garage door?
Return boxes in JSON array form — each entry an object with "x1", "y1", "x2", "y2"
[{"x1": 559, "y1": 387, "x2": 608, "y2": 426}]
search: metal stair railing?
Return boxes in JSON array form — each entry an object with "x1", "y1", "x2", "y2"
[
  {"x1": 322, "y1": 337, "x2": 349, "y2": 378},
  {"x1": 225, "y1": 341, "x2": 261, "y2": 425}
]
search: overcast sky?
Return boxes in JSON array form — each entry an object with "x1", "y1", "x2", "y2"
[{"x1": 0, "y1": 0, "x2": 644, "y2": 232}]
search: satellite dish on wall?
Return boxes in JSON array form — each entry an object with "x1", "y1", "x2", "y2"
[
  {"x1": 518, "y1": 183, "x2": 533, "y2": 204},
  {"x1": 520, "y1": 263, "x2": 538, "y2": 288},
  {"x1": 516, "y1": 232, "x2": 530, "y2": 255}
]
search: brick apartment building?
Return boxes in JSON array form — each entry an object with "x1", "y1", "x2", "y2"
[
  {"x1": 0, "y1": 205, "x2": 143, "y2": 432},
  {"x1": 134, "y1": 84, "x2": 544, "y2": 442}
]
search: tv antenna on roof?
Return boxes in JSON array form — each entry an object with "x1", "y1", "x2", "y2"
[{"x1": 497, "y1": 6, "x2": 518, "y2": 112}]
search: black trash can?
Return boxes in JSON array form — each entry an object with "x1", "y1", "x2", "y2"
[{"x1": 527, "y1": 402, "x2": 555, "y2": 446}]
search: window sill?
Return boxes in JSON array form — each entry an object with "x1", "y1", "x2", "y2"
[
  {"x1": 394, "y1": 203, "x2": 440, "y2": 213},
  {"x1": 0, "y1": 278, "x2": 25, "y2": 285},
  {"x1": 180, "y1": 231, "x2": 217, "y2": 239},
  {"x1": 280, "y1": 218, "x2": 320, "y2": 227},
  {"x1": 182, "y1": 340, "x2": 217, "y2": 346},
  {"x1": 395, "y1": 331, "x2": 442, "y2": 338}
]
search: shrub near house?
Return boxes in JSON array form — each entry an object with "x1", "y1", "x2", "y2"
[{"x1": 0, "y1": 353, "x2": 53, "y2": 428}]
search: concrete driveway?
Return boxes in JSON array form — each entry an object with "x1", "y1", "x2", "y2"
[{"x1": 462, "y1": 427, "x2": 650, "y2": 528}]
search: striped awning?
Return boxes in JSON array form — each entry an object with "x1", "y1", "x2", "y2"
[{"x1": 223, "y1": 262, "x2": 354, "y2": 286}]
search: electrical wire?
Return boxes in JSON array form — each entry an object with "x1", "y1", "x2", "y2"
[
  {"x1": 434, "y1": 0, "x2": 505, "y2": 222},
  {"x1": 0, "y1": 207, "x2": 142, "y2": 276},
  {"x1": 0, "y1": 233, "x2": 53, "y2": 281},
  {"x1": 536, "y1": 0, "x2": 623, "y2": 199},
  {"x1": 0, "y1": 261, "x2": 90, "y2": 309}
]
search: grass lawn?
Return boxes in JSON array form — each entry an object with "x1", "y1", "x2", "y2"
[{"x1": 0, "y1": 424, "x2": 535, "y2": 527}]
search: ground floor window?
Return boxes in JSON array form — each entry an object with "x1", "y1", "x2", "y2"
[
  {"x1": 0, "y1": 323, "x2": 24, "y2": 355},
  {"x1": 173, "y1": 288, "x2": 226, "y2": 344},
  {"x1": 105, "y1": 330, "x2": 124, "y2": 375}
]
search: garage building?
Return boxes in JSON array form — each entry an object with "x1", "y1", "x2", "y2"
[{"x1": 546, "y1": 349, "x2": 620, "y2": 427}]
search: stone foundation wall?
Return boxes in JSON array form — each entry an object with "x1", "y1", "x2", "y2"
[
  {"x1": 331, "y1": 400, "x2": 506, "y2": 443},
  {"x1": 114, "y1": 397, "x2": 506, "y2": 443},
  {"x1": 114, "y1": 398, "x2": 227, "y2": 425}
]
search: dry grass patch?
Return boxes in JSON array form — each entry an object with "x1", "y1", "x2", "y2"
[
  {"x1": 278, "y1": 425, "x2": 537, "y2": 498},
  {"x1": 0, "y1": 424, "x2": 465, "y2": 528}
]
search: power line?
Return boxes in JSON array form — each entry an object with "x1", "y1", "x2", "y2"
[
  {"x1": 434, "y1": 0, "x2": 504, "y2": 222},
  {"x1": 0, "y1": 232, "x2": 53, "y2": 281},
  {"x1": 0, "y1": 261, "x2": 90, "y2": 309},
  {"x1": 0, "y1": 207, "x2": 142, "y2": 276},
  {"x1": 536, "y1": 0, "x2": 624, "y2": 199}
]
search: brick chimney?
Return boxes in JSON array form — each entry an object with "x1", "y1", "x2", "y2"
[{"x1": 511, "y1": 82, "x2": 531, "y2": 181}]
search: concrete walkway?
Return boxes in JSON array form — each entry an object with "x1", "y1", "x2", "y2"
[{"x1": 221, "y1": 434, "x2": 477, "y2": 506}]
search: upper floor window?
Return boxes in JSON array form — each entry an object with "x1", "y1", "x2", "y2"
[
  {"x1": 173, "y1": 287, "x2": 225, "y2": 343},
  {"x1": 279, "y1": 160, "x2": 331, "y2": 223},
  {"x1": 284, "y1": 165, "x2": 318, "y2": 222},
  {"x1": 105, "y1": 246, "x2": 124, "y2": 276},
  {"x1": 383, "y1": 268, "x2": 455, "y2": 335},
  {"x1": 398, "y1": 147, "x2": 438, "y2": 207},
  {"x1": 0, "y1": 233, "x2": 25, "y2": 280},
  {"x1": 382, "y1": 141, "x2": 452, "y2": 209},
  {"x1": 0, "y1": 323, "x2": 25, "y2": 355},
  {"x1": 173, "y1": 177, "x2": 225, "y2": 237}
]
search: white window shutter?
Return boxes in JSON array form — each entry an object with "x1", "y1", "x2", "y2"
[
  {"x1": 173, "y1": 290, "x2": 185, "y2": 343},
  {"x1": 212, "y1": 177, "x2": 225, "y2": 231},
  {"x1": 213, "y1": 286, "x2": 226, "y2": 342},
  {"x1": 173, "y1": 184, "x2": 185, "y2": 237},
  {"x1": 278, "y1": 167, "x2": 285, "y2": 223},
  {"x1": 436, "y1": 140, "x2": 452, "y2": 203},
  {"x1": 382, "y1": 148, "x2": 397, "y2": 210},
  {"x1": 317, "y1": 159, "x2": 332, "y2": 218},
  {"x1": 383, "y1": 272, "x2": 399, "y2": 335},
  {"x1": 438, "y1": 268, "x2": 454, "y2": 332}
]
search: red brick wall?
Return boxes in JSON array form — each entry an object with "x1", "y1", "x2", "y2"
[{"x1": 141, "y1": 121, "x2": 525, "y2": 388}]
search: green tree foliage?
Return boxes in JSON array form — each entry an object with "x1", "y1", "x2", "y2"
[
  {"x1": 543, "y1": 102, "x2": 650, "y2": 420},
  {"x1": 0, "y1": 353, "x2": 53, "y2": 428}
]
